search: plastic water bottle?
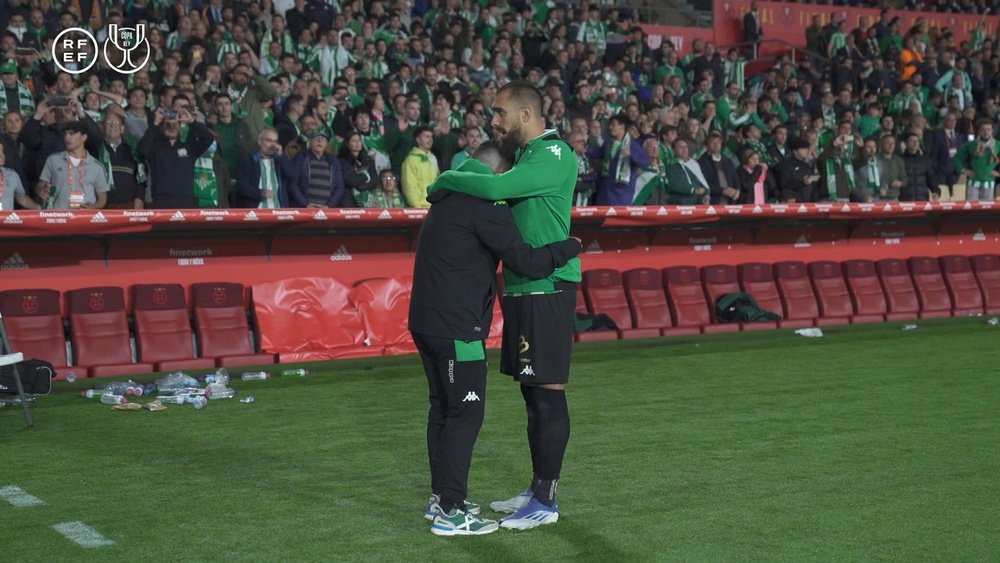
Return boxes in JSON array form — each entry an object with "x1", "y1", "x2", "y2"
[
  {"x1": 101, "y1": 394, "x2": 128, "y2": 405},
  {"x1": 203, "y1": 368, "x2": 231, "y2": 386},
  {"x1": 205, "y1": 384, "x2": 236, "y2": 400},
  {"x1": 241, "y1": 371, "x2": 270, "y2": 381},
  {"x1": 81, "y1": 389, "x2": 105, "y2": 399},
  {"x1": 239, "y1": 396, "x2": 255, "y2": 404},
  {"x1": 281, "y1": 369, "x2": 309, "y2": 378},
  {"x1": 156, "y1": 394, "x2": 207, "y2": 409},
  {"x1": 65, "y1": 371, "x2": 77, "y2": 383},
  {"x1": 124, "y1": 381, "x2": 144, "y2": 396},
  {"x1": 901, "y1": 324, "x2": 919, "y2": 331},
  {"x1": 988, "y1": 317, "x2": 999, "y2": 326}
]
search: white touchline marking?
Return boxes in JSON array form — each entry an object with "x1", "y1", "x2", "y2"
[
  {"x1": 0, "y1": 486, "x2": 44, "y2": 507},
  {"x1": 52, "y1": 522, "x2": 115, "y2": 548}
]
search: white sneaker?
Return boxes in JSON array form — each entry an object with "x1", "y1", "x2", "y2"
[
  {"x1": 498, "y1": 498, "x2": 559, "y2": 530},
  {"x1": 489, "y1": 489, "x2": 533, "y2": 514}
]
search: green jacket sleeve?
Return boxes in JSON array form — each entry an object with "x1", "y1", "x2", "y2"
[{"x1": 428, "y1": 142, "x2": 570, "y2": 199}]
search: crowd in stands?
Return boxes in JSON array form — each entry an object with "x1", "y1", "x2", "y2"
[{"x1": 0, "y1": 0, "x2": 998, "y2": 213}]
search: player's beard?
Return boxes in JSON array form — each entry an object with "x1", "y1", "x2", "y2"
[{"x1": 497, "y1": 121, "x2": 522, "y2": 161}]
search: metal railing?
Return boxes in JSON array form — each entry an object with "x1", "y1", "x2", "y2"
[{"x1": 728, "y1": 38, "x2": 830, "y2": 67}]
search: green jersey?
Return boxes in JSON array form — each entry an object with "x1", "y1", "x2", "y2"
[
  {"x1": 953, "y1": 139, "x2": 1000, "y2": 182},
  {"x1": 427, "y1": 129, "x2": 580, "y2": 293}
]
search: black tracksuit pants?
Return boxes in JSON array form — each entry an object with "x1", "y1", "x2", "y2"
[{"x1": 414, "y1": 332, "x2": 488, "y2": 512}]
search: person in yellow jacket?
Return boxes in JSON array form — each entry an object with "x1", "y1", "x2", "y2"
[{"x1": 401, "y1": 126, "x2": 439, "y2": 207}]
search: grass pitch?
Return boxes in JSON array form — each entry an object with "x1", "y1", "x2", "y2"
[{"x1": 4, "y1": 317, "x2": 999, "y2": 562}]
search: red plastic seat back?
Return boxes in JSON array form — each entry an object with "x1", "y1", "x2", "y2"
[
  {"x1": 971, "y1": 254, "x2": 1000, "y2": 311},
  {"x1": 66, "y1": 287, "x2": 133, "y2": 366},
  {"x1": 133, "y1": 284, "x2": 195, "y2": 363},
  {"x1": 663, "y1": 266, "x2": 711, "y2": 327},
  {"x1": 808, "y1": 261, "x2": 853, "y2": 318},
  {"x1": 0, "y1": 289, "x2": 67, "y2": 367},
  {"x1": 575, "y1": 284, "x2": 588, "y2": 314},
  {"x1": 349, "y1": 277, "x2": 415, "y2": 354},
  {"x1": 738, "y1": 262, "x2": 785, "y2": 318},
  {"x1": 843, "y1": 260, "x2": 888, "y2": 316},
  {"x1": 876, "y1": 259, "x2": 919, "y2": 314},
  {"x1": 192, "y1": 282, "x2": 254, "y2": 357},
  {"x1": 774, "y1": 261, "x2": 819, "y2": 320},
  {"x1": 582, "y1": 269, "x2": 632, "y2": 330},
  {"x1": 623, "y1": 268, "x2": 672, "y2": 329},
  {"x1": 701, "y1": 264, "x2": 741, "y2": 310},
  {"x1": 939, "y1": 256, "x2": 984, "y2": 312},
  {"x1": 907, "y1": 256, "x2": 951, "y2": 313}
]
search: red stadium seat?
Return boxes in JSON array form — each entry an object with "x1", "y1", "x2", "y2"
[
  {"x1": 582, "y1": 269, "x2": 659, "y2": 340},
  {"x1": 737, "y1": 263, "x2": 810, "y2": 329},
  {"x1": 971, "y1": 254, "x2": 1000, "y2": 314},
  {"x1": 842, "y1": 260, "x2": 888, "y2": 323},
  {"x1": 807, "y1": 261, "x2": 854, "y2": 325},
  {"x1": 907, "y1": 257, "x2": 953, "y2": 319},
  {"x1": 875, "y1": 259, "x2": 920, "y2": 321},
  {"x1": 132, "y1": 284, "x2": 216, "y2": 372},
  {"x1": 191, "y1": 282, "x2": 276, "y2": 367},
  {"x1": 574, "y1": 274, "x2": 615, "y2": 343},
  {"x1": 623, "y1": 268, "x2": 699, "y2": 337},
  {"x1": 701, "y1": 264, "x2": 776, "y2": 331},
  {"x1": 774, "y1": 262, "x2": 823, "y2": 326},
  {"x1": 0, "y1": 289, "x2": 71, "y2": 378},
  {"x1": 938, "y1": 256, "x2": 985, "y2": 317},
  {"x1": 663, "y1": 266, "x2": 738, "y2": 334},
  {"x1": 66, "y1": 287, "x2": 153, "y2": 378},
  {"x1": 349, "y1": 277, "x2": 418, "y2": 356}
]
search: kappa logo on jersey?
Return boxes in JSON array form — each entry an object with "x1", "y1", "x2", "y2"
[
  {"x1": 462, "y1": 391, "x2": 481, "y2": 402},
  {"x1": 547, "y1": 145, "x2": 562, "y2": 159},
  {"x1": 519, "y1": 365, "x2": 535, "y2": 377}
]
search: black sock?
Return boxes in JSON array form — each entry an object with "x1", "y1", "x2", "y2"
[
  {"x1": 523, "y1": 386, "x2": 570, "y2": 507},
  {"x1": 521, "y1": 384, "x2": 540, "y2": 479}
]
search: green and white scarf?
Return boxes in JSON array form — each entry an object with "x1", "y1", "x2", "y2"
[
  {"x1": 724, "y1": 59, "x2": 746, "y2": 90},
  {"x1": 602, "y1": 139, "x2": 632, "y2": 185},
  {"x1": 194, "y1": 152, "x2": 220, "y2": 207},
  {"x1": 257, "y1": 158, "x2": 279, "y2": 209},
  {"x1": 318, "y1": 45, "x2": 356, "y2": 88},
  {"x1": 0, "y1": 81, "x2": 36, "y2": 116},
  {"x1": 825, "y1": 152, "x2": 855, "y2": 200},
  {"x1": 576, "y1": 20, "x2": 608, "y2": 51}
]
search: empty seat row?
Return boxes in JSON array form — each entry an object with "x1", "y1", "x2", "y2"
[
  {"x1": 575, "y1": 255, "x2": 1000, "y2": 341},
  {"x1": 0, "y1": 283, "x2": 273, "y2": 379}
]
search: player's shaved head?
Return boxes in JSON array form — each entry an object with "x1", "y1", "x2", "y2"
[
  {"x1": 472, "y1": 141, "x2": 513, "y2": 173},
  {"x1": 497, "y1": 80, "x2": 544, "y2": 119}
]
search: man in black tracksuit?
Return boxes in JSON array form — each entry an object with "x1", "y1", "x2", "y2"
[{"x1": 409, "y1": 143, "x2": 582, "y2": 536}]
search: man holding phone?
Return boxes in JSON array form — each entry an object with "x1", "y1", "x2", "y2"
[{"x1": 139, "y1": 105, "x2": 215, "y2": 208}]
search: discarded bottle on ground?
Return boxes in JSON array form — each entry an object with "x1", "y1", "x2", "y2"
[
  {"x1": 281, "y1": 369, "x2": 309, "y2": 378},
  {"x1": 205, "y1": 384, "x2": 236, "y2": 400},
  {"x1": 101, "y1": 394, "x2": 128, "y2": 405},
  {"x1": 156, "y1": 394, "x2": 207, "y2": 409},
  {"x1": 203, "y1": 368, "x2": 231, "y2": 386},
  {"x1": 241, "y1": 371, "x2": 269, "y2": 381}
]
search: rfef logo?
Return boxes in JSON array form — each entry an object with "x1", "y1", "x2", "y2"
[{"x1": 53, "y1": 24, "x2": 149, "y2": 75}]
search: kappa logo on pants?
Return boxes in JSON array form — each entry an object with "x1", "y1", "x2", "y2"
[
  {"x1": 519, "y1": 365, "x2": 535, "y2": 377},
  {"x1": 462, "y1": 391, "x2": 480, "y2": 402}
]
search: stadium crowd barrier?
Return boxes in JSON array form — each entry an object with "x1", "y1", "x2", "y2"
[{"x1": 0, "y1": 204, "x2": 997, "y2": 376}]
